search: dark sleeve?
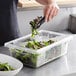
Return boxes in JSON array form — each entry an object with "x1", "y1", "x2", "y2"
[
  {"x1": 0, "y1": 0, "x2": 12, "y2": 9},
  {"x1": 0, "y1": 0, "x2": 20, "y2": 45}
]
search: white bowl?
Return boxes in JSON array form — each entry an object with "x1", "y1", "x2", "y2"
[{"x1": 0, "y1": 54, "x2": 23, "y2": 76}]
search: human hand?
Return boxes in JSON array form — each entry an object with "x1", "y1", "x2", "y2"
[{"x1": 44, "y1": 3, "x2": 59, "y2": 22}]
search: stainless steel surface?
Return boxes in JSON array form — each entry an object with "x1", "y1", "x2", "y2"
[{"x1": 0, "y1": 35, "x2": 76, "y2": 76}]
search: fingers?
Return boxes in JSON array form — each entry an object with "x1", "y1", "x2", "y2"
[
  {"x1": 44, "y1": 3, "x2": 59, "y2": 22},
  {"x1": 48, "y1": 7, "x2": 58, "y2": 21},
  {"x1": 48, "y1": 6, "x2": 55, "y2": 21},
  {"x1": 44, "y1": 5, "x2": 52, "y2": 22}
]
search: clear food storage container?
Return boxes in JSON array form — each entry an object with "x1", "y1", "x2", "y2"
[{"x1": 5, "y1": 30, "x2": 73, "y2": 68}]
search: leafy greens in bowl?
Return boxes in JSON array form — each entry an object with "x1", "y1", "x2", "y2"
[
  {"x1": 0, "y1": 54, "x2": 23, "y2": 76},
  {"x1": 0, "y1": 62, "x2": 14, "y2": 71}
]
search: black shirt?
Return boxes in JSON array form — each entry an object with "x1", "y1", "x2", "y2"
[{"x1": 0, "y1": 0, "x2": 20, "y2": 45}]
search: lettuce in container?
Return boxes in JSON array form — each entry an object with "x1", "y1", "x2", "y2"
[{"x1": 7, "y1": 16, "x2": 55, "y2": 68}]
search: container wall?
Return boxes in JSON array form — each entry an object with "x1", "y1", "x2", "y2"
[
  {"x1": 37, "y1": 42, "x2": 69, "y2": 67},
  {"x1": 10, "y1": 49, "x2": 39, "y2": 68}
]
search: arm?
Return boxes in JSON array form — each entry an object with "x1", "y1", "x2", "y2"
[
  {"x1": 36, "y1": 0, "x2": 54, "y2": 5},
  {"x1": 36, "y1": 0, "x2": 59, "y2": 22}
]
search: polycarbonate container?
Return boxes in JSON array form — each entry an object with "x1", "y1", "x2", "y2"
[{"x1": 5, "y1": 30, "x2": 73, "y2": 68}]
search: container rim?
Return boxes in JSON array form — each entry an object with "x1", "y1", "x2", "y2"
[{"x1": 4, "y1": 30, "x2": 73, "y2": 54}]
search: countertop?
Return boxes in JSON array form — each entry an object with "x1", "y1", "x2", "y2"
[{"x1": 1, "y1": 35, "x2": 76, "y2": 76}]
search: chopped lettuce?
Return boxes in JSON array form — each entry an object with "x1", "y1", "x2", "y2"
[
  {"x1": 26, "y1": 40, "x2": 54, "y2": 50},
  {"x1": 30, "y1": 16, "x2": 42, "y2": 37},
  {"x1": 11, "y1": 49, "x2": 39, "y2": 67},
  {"x1": 0, "y1": 62, "x2": 14, "y2": 71}
]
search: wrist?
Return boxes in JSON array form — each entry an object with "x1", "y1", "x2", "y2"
[
  {"x1": 36, "y1": 0, "x2": 56, "y2": 5},
  {"x1": 46, "y1": 0, "x2": 56, "y2": 5},
  {"x1": 46, "y1": 2, "x2": 59, "y2": 9}
]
